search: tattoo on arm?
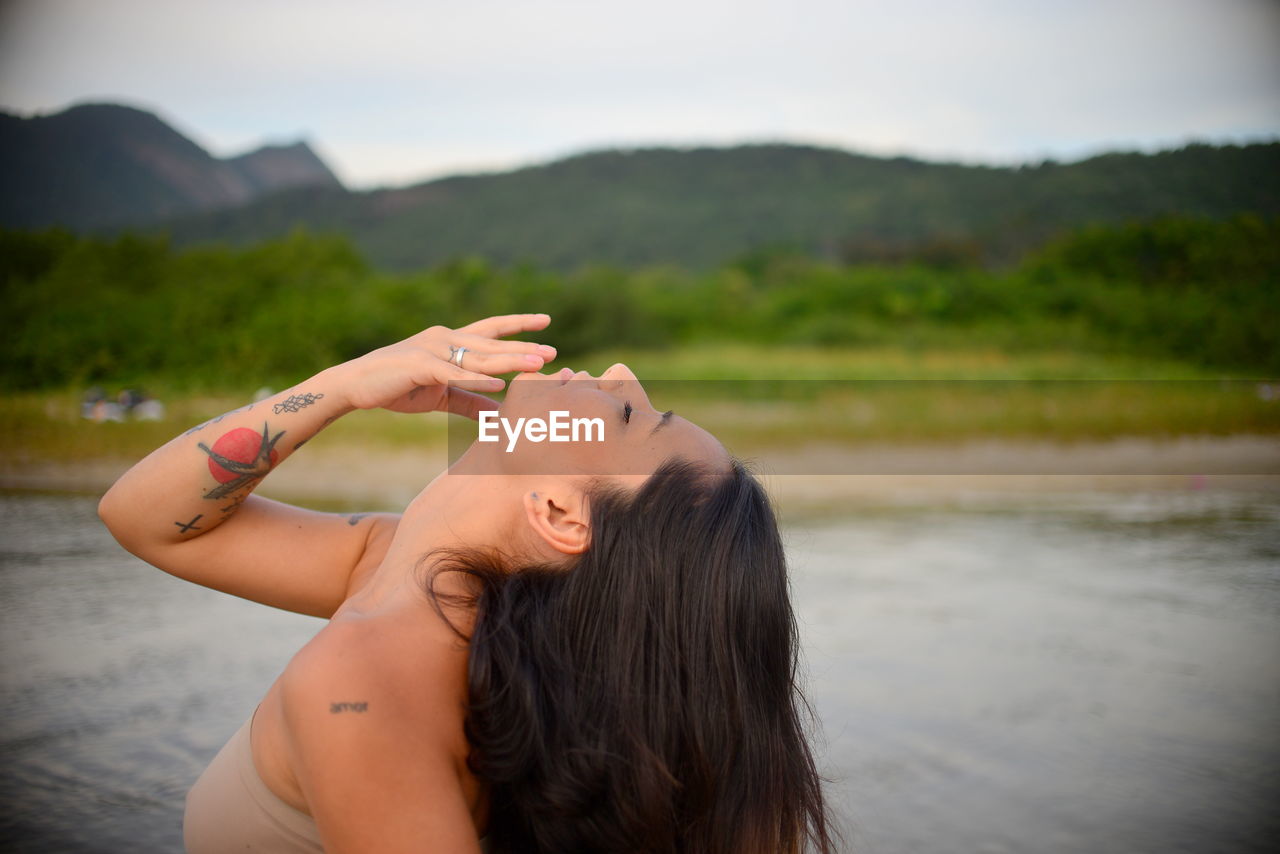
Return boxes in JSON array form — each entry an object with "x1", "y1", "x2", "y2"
[
  {"x1": 344, "y1": 513, "x2": 370, "y2": 526},
  {"x1": 330, "y1": 701, "x2": 369, "y2": 714},
  {"x1": 198, "y1": 423, "x2": 284, "y2": 500},
  {"x1": 289, "y1": 414, "x2": 338, "y2": 451},
  {"x1": 184, "y1": 404, "x2": 254, "y2": 436},
  {"x1": 174, "y1": 514, "x2": 203, "y2": 533},
  {"x1": 273, "y1": 392, "x2": 325, "y2": 415},
  {"x1": 219, "y1": 494, "x2": 247, "y2": 515}
]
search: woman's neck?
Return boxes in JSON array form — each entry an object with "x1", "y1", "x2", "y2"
[{"x1": 341, "y1": 467, "x2": 523, "y2": 615}]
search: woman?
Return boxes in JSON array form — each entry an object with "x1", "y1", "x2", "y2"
[{"x1": 99, "y1": 314, "x2": 837, "y2": 853}]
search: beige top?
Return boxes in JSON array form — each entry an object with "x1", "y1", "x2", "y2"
[
  {"x1": 183, "y1": 712, "x2": 324, "y2": 853},
  {"x1": 183, "y1": 711, "x2": 492, "y2": 852}
]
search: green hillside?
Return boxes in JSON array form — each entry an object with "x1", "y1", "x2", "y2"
[{"x1": 158, "y1": 142, "x2": 1280, "y2": 271}]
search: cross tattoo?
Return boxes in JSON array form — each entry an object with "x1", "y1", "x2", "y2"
[{"x1": 174, "y1": 514, "x2": 204, "y2": 533}]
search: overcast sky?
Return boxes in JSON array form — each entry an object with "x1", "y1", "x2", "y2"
[{"x1": 1, "y1": 0, "x2": 1277, "y2": 189}]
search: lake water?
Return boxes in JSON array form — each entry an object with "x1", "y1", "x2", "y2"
[{"x1": 1, "y1": 488, "x2": 1278, "y2": 853}]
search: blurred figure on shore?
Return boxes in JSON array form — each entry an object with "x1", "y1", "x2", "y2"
[{"x1": 82, "y1": 387, "x2": 165, "y2": 422}]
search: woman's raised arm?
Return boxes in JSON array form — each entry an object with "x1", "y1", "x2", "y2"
[{"x1": 98, "y1": 315, "x2": 555, "y2": 617}]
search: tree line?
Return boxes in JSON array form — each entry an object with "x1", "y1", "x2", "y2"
[{"x1": 3, "y1": 214, "x2": 1276, "y2": 390}]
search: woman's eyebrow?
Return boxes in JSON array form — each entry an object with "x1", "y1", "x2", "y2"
[{"x1": 649, "y1": 411, "x2": 674, "y2": 436}]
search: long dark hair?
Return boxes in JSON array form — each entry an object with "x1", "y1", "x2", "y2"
[{"x1": 428, "y1": 459, "x2": 837, "y2": 853}]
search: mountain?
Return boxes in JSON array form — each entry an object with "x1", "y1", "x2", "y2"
[
  {"x1": 160, "y1": 141, "x2": 1280, "y2": 270},
  {"x1": 0, "y1": 103, "x2": 342, "y2": 230},
  {"x1": 224, "y1": 141, "x2": 341, "y2": 197},
  {"x1": 3, "y1": 102, "x2": 1277, "y2": 270}
]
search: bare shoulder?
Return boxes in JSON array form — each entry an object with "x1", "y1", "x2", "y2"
[
  {"x1": 281, "y1": 613, "x2": 470, "y2": 750},
  {"x1": 278, "y1": 615, "x2": 481, "y2": 852}
]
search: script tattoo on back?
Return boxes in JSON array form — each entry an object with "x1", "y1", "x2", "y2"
[{"x1": 330, "y1": 702, "x2": 369, "y2": 714}]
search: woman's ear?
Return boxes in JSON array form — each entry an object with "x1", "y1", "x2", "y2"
[{"x1": 522, "y1": 486, "x2": 590, "y2": 555}]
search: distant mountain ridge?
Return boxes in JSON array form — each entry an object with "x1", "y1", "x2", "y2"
[
  {"x1": 3, "y1": 102, "x2": 1278, "y2": 270},
  {"x1": 224, "y1": 140, "x2": 340, "y2": 197},
  {"x1": 0, "y1": 103, "x2": 342, "y2": 230},
  {"x1": 165, "y1": 140, "x2": 1280, "y2": 270}
]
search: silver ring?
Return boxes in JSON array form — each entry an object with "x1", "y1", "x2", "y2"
[{"x1": 449, "y1": 345, "x2": 468, "y2": 368}]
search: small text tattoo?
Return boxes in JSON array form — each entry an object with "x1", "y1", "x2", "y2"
[
  {"x1": 344, "y1": 513, "x2": 370, "y2": 526},
  {"x1": 330, "y1": 701, "x2": 369, "y2": 714},
  {"x1": 184, "y1": 404, "x2": 253, "y2": 435},
  {"x1": 273, "y1": 392, "x2": 325, "y2": 415},
  {"x1": 199, "y1": 423, "x2": 284, "y2": 500},
  {"x1": 174, "y1": 514, "x2": 203, "y2": 533}
]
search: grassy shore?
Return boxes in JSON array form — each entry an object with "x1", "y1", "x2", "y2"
[{"x1": 3, "y1": 346, "x2": 1276, "y2": 465}]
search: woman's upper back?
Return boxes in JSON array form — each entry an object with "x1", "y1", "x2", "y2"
[{"x1": 252, "y1": 576, "x2": 489, "y2": 852}]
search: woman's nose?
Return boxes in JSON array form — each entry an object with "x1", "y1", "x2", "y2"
[
  {"x1": 598, "y1": 363, "x2": 652, "y2": 406},
  {"x1": 599, "y1": 363, "x2": 637, "y2": 382}
]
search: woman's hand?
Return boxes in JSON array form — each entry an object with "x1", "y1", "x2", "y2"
[
  {"x1": 98, "y1": 313, "x2": 555, "y2": 612},
  {"x1": 328, "y1": 314, "x2": 556, "y2": 419}
]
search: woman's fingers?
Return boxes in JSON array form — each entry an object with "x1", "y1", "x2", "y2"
[
  {"x1": 452, "y1": 330, "x2": 557, "y2": 361},
  {"x1": 430, "y1": 362, "x2": 506, "y2": 392},
  {"x1": 447, "y1": 348, "x2": 548, "y2": 375},
  {"x1": 443, "y1": 387, "x2": 499, "y2": 421},
  {"x1": 371, "y1": 317, "x2": 554, "y2": 413},
  {"x1": 457, "y1": 313, "x2": 551, "y2": 339}
]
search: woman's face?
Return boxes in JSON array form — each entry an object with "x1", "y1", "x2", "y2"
[{"x1": 475, "y1": 363, "x2": 726, "y2": 479}]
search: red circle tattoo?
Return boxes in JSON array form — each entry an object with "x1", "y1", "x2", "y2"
[{"x1": 207, "y1": 427, "x2": 280, "y2": 483}]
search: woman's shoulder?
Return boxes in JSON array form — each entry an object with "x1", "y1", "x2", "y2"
[
  {"x1": 274, "y1": 612, "x2": 485, "y2": 849},
  {"x1": 277, "y1": 610, "x2": 474, "y2": 788},
  {"x1": 282, "y1": 608, "x2": 469, "y2": 720}
]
